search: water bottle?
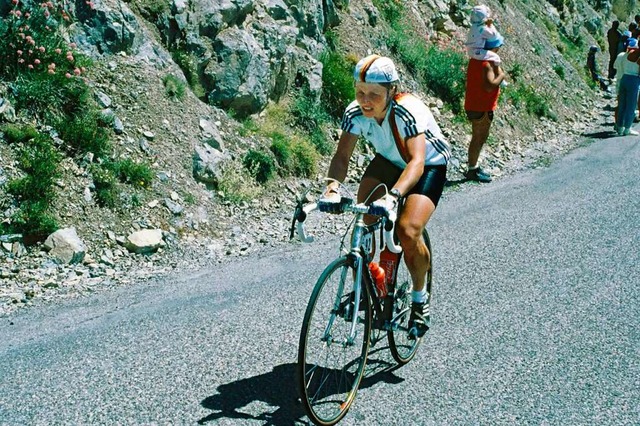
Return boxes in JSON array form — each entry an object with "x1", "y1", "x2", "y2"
[
  {"x1": 379, "y1": 248, "x2": 399, "y2": 288},
  {"x1": 368, "y1": 261, "x2": 387, "y2": 298}
]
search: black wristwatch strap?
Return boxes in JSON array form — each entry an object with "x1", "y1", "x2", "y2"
[{"x1": 389, "y1": 188, "x2": 402, "y2": 199}]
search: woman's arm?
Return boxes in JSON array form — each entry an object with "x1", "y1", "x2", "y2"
[{"x1": 325, "y1": 131, "x2": 359, "y2": 194}]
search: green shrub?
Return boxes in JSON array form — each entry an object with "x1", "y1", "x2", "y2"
[
  {"x1": 172, "y1": 50, "x2": 205, "y2": 98},
  {"x1": 553, "y1": 64, "x2": 566, "y2": 79},
  {"x1": 90, "y1": 165, "x2": 119, "y2": 208},
  {"x1": 217, "y1": 160, "x2": 261, "y2": 203},
  {"x1": 504, "y1": 84, "x2": 555, "y2": 119},
  {"x1": 243, "y1": 149, "x2": 276, "y2": 184},
  {"x1": 8, "y1": 134, "x2": 60, "y2": 203},
  {"x1": 55, "y1": 110, "x2": 111, "y2": 158},
  {"x1": 1, "y1": 123, "x2": 39, "y2": 143},
  {"x1": 12, "y1": 72, "x2": 91, "y2": 122},
  {"x1": 104, "y1": 159, "x2": 154, "y2": 188},
  {"x1": 421, "y1": 46, "x2": 467, "y2": 114},
  {"x1": 163, "y1": 74, "x2": 185, "y2": 100},
  {"x1": 309, "y1": 127, "x2": 332, "y2": 156},
  {"x1": 270, "y1": 132, "x2": 294, "y2": 173},
  {"x1": 292, "y1": 139, "x2": 318, "y2": 178},
  {"x1": 320, "y1": 50, "x2": 355, "y2": 119},
  {"x1": 5, "y1": 133, "x2": 61, "y2": 238},
  {"x1": 374, "y1": 0, "x2": 466, "y2": 113},
  {"x1": 289, "y1": 87, "x2": 334, "y2": 155},
  {"x1": 508, "y1": 63, "x2": 524, "y2": 82},
  {"x1": 8, "y1": 200, "x2": 58, "y2": 238}
]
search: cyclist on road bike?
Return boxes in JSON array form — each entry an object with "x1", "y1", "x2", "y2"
[{"x1": 321, "y1": 54, "x2": 450, "y2": 339}]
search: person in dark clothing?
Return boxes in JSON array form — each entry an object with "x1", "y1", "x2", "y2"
[
  {"x1": 587, "y1": 46, "x2": 610, "y2": 91},
  {"x1": 607, "y1": 21, "x2": 622, "y2": 78}
]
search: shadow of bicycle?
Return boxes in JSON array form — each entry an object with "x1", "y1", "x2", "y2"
[{"x1": 198, "y1": 351, "x2": 406, "y2": 425}]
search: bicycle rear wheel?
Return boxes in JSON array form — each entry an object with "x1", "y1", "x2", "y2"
[
  {"x1": 388, "y1": 229, "x2": 431, "y2": 364},
  {"x1": 298, "y1": 256, "x2": 371, "y2": 426}
]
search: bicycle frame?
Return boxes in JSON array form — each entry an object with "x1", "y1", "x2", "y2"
[{"x1": 341, "y1": 211, "x2": 388, "y2": 343}]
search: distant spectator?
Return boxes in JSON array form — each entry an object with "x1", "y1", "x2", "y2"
[
  {"x1": 607, "y1": 21, "x2": 622, "y2": 78},
  {"x1": 618, "y1": 30, "x2": 632, "y2": 55},
  {"x1": 586, "y1": 45, "x2": 609, "y2": 91},
  {"x1": 629, "y1": 22, "x2": 639, "y2": 38},
  {"x1": 463, "y1": 33, "x2": 506, "y2": 183},
  {"x1": 634, "y1": 16, "x2": 640, "y2": 38},
  {"x1": 614, "y1": 38, "x2": 640, "y2": 136}
]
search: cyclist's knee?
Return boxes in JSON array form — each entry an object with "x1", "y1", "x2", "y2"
[{"x1": 396, "y1": 221, "x2": 423, "y2": 247}]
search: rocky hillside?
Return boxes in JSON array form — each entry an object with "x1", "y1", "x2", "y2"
[{"x1": 0, "y1": 0, "x2": 633, "y2": 315}]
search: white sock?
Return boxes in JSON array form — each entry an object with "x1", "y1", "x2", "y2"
[
  {"x1": 412, "y1": 289, "x2": 427, "y2": 304},
  {"x1": 468, "y1": 164, "x2": 479, "y2": 171}
]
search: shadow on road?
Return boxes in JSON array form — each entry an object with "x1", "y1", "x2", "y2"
[
  {"x1": 198, "y1": 353, "x2": 406, "y2": 425},
  {"x1": 582, "y1": 130, "x2": 618, "y2": 139},
  {"x1": 445, "y1": 177, "x2": 469, "y2": 188}
]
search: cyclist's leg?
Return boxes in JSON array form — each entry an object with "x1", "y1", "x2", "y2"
[
  {"x1": 397, "y1": 164, "x2": 446, "y2": 290},
  {"x1": 396, "y1": 194, "x2": 435, "y2": 292},
  {"x1": 397, "y1": 165, "x2": 446, "y2": 338}
]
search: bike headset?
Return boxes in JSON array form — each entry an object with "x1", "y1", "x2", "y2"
[{"x1": 353, "y1": 55, "x2": 399, "y2": 113}]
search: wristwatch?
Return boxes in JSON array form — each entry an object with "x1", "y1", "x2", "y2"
[{"x1": 389, "y1": 188, "x2": 402, "y2": 199}]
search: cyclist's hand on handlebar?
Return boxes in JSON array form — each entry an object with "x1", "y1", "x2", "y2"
[
  {"x1": 319, "y1": 186, "x2": 341, "y2": 203},
  {"x1": 371, "y1": 193, "x2": 398, "y2": 214}
]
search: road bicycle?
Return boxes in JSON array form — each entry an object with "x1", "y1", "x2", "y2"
[{"x1": 290, "y1": 186, "x2": 432, "y2": 425}]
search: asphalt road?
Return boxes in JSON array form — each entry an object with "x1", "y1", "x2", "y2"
[{"x1": 1, "y1": 134, "x2": 639, "y2": 425}]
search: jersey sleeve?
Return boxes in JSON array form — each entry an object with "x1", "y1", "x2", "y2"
[
  {"x1": 395, "y1": 94, "x2": 447, "y2": 143},
  {"x1": 340, "y1": 101, "x2": 364, "y2": 135}
]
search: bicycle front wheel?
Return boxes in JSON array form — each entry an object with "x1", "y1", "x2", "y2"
[
  {"x1": 388, "y1": 229, "x2": 432, "y2": 364},
  {"x1": 298, "y1": 256, "x2": 371, "y2": 426}
]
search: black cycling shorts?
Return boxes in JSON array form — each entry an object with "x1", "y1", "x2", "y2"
[{"x1": 362, "y1": 154, "x2": 448, "y2": 206}]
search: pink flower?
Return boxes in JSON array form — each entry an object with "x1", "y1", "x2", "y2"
[
  {"x1": 18, "y1": 58, "x2": 24, "y2": 63},
  {"x1": 15, "y1": 10, "x2": 22, "y2": 17},
  {"x1": 66, "y1": 55, "x2": 74, "y2": 62},
  {"x1": 25, "y1": 12, "x2": 30, "y2": 18},
  {"x1": 39, "y1": 46, "x2": 45, "y2": 52},
  {"x1": 28, "y1": 64, "x2": 34, "y2": 69},
  {"x1": 69, "y1": 43, "x2": 77, "y2": 49},
  {"x1": 34, "y1": 59, "x2": 40, "y2": 64},
  {"x1": 48, "y1": 69, "x2": 55, "y2": 74},
  {"x1": 44, "y1": 10, "x2": 50, "y2": 17},
  {"x1": 55, "y1": 48, "x2": 61, "y2": 54},
  {"x1": 12, "y1": 0, "x2": 19, "y2": 4},
  {"x1": 65, "y1": 73, "x2": 71, "y2": 78},
  {"x1": 48, "y1": 62, "x2": 56, "y2": 69},
  {"x1": 74, "y1": 67, "x2": 81, "y2": 75},
  {"x1": 17, "y1": 50, "x2": 23, "y2": 56},
  {"x1": 46, "y1": 1, "x2": 53, "y2": 7}
]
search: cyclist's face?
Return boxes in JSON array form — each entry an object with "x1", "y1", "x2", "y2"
[{"x1": 355, "y1": 82, "x2": 390, "y2": 121}]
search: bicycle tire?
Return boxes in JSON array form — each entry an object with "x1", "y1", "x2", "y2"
[
  {"x1": 388, "y1": 229, "x2": 432, "y2": 364},
  {"x1": 298, "y1": 256, "x2": 372, "y2": 425}
]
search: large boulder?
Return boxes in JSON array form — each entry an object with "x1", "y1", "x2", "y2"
[{"x1": 43, "y1": 228, "x2": 87, "y2": 264}]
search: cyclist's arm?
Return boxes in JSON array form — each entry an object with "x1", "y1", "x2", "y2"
[
  {"x1": 325, "y1": 131, "x2": 359, "y2": 194},
  {"x1": 391, "y1": 133, "x2": 426, "y2": 197}
]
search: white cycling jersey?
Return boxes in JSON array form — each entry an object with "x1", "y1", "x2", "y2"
[{"x1": 341, "y1": 94, "x2": 451, "y2": 169}]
